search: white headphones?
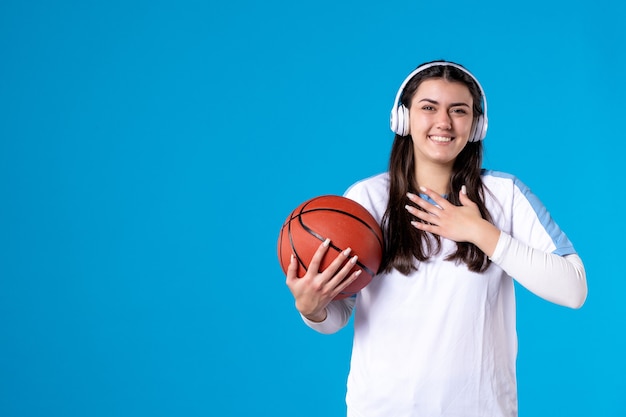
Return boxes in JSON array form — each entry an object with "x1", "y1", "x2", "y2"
[{"x1": 389, "y1": 61, "x2": 488, "y2": 142}]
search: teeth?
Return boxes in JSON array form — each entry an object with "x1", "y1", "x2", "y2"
[{"x1": 430, "y1": 135, "x2": 453, "y2": 142}]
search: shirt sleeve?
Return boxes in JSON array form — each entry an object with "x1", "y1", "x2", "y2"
[
  {"x1": 506, "y1": 174, "x2": 576, "y2": 256},
  {"x1": 490, "y1": 231, "x2": 587, "y2": 308},
  {"x1": 301, "y1": 296, "x2": 356, "y2": 334}
]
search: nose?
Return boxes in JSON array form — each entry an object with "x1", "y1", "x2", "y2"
[{"x1": 435, "y1": 110, "x2": 452, "y2": 130}]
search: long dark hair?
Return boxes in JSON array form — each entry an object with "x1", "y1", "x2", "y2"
[{"x1": 380, "y1": 62, "x2": 493, "y2": 275}]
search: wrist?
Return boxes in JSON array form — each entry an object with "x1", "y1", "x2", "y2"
[
  {"x1": 470, "y1": 220, "x2": 501, "y2": 257},
  {"x1": 303, "y1": 308, "x2": 328, "y2": 323}
]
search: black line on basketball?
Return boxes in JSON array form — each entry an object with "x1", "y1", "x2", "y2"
[
  {"x1": 286, "y1": 213, "x2": 309, "y2": 274},
  {"x1": 295, "y1": 210, "x2": 376, "y2": 277},
  {"x1": 296, "y1": 206, "x2": 383, "y2": 249}
]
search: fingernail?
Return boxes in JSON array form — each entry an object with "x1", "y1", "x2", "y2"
[
  {"x1": 323, "y1": 238, "x2": 330, "y2": 247},
  {"x1": 419, "y1": 186, "x2": 427, "y2": 192},
  {"x1": 351, "y1": 255, "x2": 358, "y2": 264},
  {"x1": 355, "y1": 270, "x2": 362, "y2": 277},
  {"x1": 461, "y1": 185, "x2": 467, "y2": 195},
  {"x1": 343, "y1": 248, "x2": 352, "y2": 256},
  {"x1": 407, "y1": 192, "x2": 417, "y2": 199}
]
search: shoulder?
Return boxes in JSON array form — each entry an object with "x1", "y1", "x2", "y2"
[
  {"x1": 482, "y1": 169, "x2": 576, "y2": 255},
  {"x1": 481, "y1": 169, "x2": 539, "y2": 204},
  {"x1": 481, "y1": 169, "x2": 542, "y2": 207},
  {"x1": 481, "y1": 169, "x2": 524, "y2": 190},
  {"x1": 343, "y1": 172, "x2": 389, "y2": 223},
  {"x1": 480, "y1": 169, "x2": 534, "y2": 227},
  {"x1": 345, "y1": 172, "x2": 389, "y2": 195}
]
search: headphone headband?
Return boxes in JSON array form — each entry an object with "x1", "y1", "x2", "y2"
[{"x1": 389, "y1": 61, "x2": 488, "y2": 142}]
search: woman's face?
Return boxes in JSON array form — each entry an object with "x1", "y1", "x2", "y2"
[{"x1": 408, "y1": 78, "x2": 474, "y2": 168}]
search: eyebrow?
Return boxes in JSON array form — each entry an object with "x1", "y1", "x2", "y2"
[{"x1": 418, "y1": 98, "x2": 471, "y2": 108}]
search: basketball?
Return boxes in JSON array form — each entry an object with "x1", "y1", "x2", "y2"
[{"x1": 277, "y1": 195, "x2": 383, "y2": 299}]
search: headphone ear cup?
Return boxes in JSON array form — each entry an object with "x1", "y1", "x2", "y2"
[
  {"x1": 470, "y1": 114, "x2": 487, "y2": 142},
  {"x1": 469, "y1": 116, "x2": 480, "y2": 142},
  {"x1": 398, "y1": 105, "x2": 409, "y2": 136},
  {"x1": 390, "y1": 107, "x2": 399, "y2": 134},
  {"x1": 480, "y1": 114, "x2": 488, "y2": 141}
]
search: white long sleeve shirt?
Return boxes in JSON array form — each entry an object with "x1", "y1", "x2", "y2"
[{"x1": 302, "y1": 170, "x2": 587, "y2": 417}]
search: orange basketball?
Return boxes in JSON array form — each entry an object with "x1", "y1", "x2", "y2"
[{"x1": 277, "y1": 195, "x2": 383, "y2": 299}]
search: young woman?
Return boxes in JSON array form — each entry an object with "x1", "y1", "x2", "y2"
[{"x1": 285, "y1": 61, "x2": 587, "y2": 417}]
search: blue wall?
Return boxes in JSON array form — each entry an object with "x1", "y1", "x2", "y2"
[{"x1": 1, "y1": 0, "x2": 624, "y2": 415}]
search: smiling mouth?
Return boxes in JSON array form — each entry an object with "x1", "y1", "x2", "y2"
[{"x1": 429, "y1": 135, "x2": 453, "y2": 143}]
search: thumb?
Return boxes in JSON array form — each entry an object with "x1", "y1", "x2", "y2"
[{"x1": 459, "y1": 185, "x2": 474, "y2": 206}]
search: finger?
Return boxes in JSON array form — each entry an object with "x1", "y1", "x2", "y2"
[
  {"x1": 326, "y1": 254, "x2": 359, "y2": 288},
  {"x1": 406, "y1": 192, "x2": 437, "y2": 213},
  {"x1": 319, "y1": 247, "x2": 354, "y2": 281},
  {"x1": 405, "y1": 203, "x2": 438, "y2": 224},
  {"x1": 307, "y1": 238, "x2": 332, "y2": 274},
  {"x1": 331, "y1": 269, "x2": 362, "y2": 299},
  {"x1": 418, "y1": 186, "x2": 449, "y2": 208},
  {"x1": 459, "y1": 184, "x2": 477, "y2": 207},
  {"x1": 406, "y1": 193, "x2": 435, "y2": 211},
  {"x1": 411, "y1": 219, "x2": 438, "y2": 234},
  {"x1": 286, "y1": 253, "x2": 299, "y2": 283}
]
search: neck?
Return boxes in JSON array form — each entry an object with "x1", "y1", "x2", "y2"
[{"x1": 415, "y1": 161, "x2": 453, "y2": 196}]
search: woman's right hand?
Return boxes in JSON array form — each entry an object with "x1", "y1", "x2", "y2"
[{"x1": 285, "y1": 238, "x2": 361, "y2": 322}]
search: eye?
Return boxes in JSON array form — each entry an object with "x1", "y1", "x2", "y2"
[
  {"x1": 421, "y1": 105, "x2": 436, "y2": 111},
  {"x1": 450, "y1": 107, "x2": 469, "y2": 115}
]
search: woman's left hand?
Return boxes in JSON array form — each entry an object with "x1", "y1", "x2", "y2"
[{"x1": 405, "y1": 186, "x2": 499, "y2": 255}]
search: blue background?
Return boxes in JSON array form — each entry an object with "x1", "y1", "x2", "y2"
[{"x1": 1, "y1": 0, "x2": 624, "y2": 416}]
